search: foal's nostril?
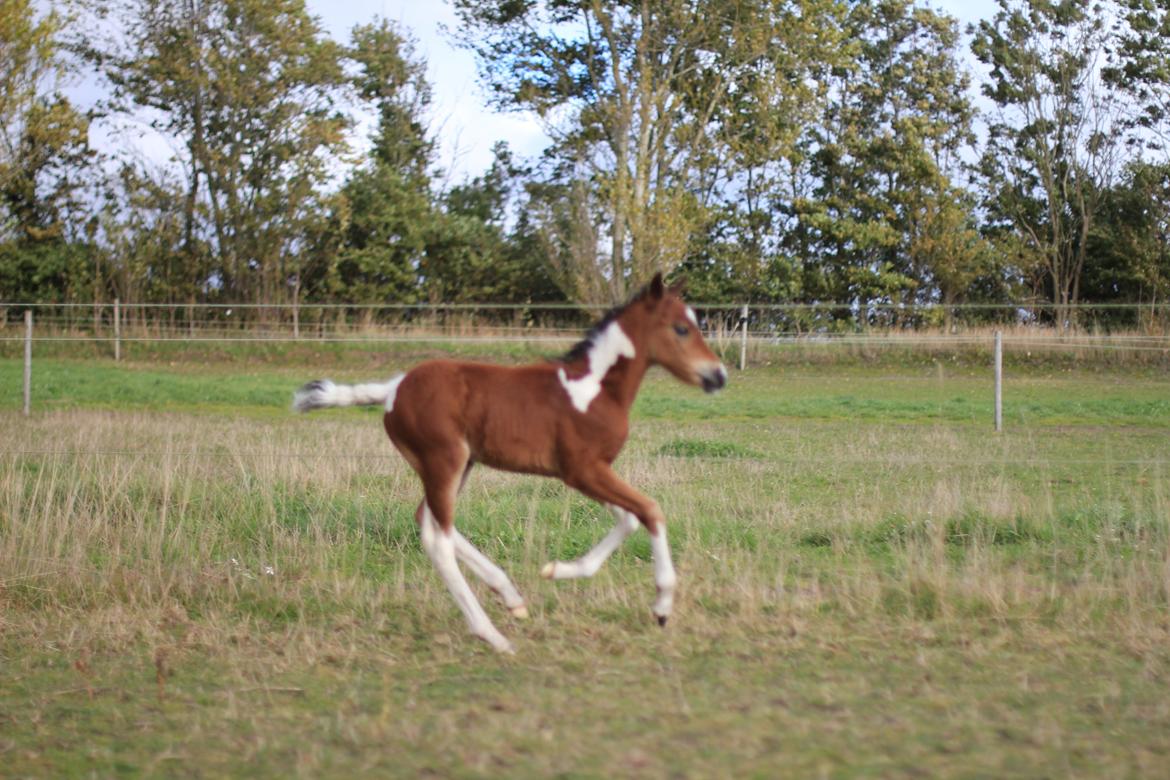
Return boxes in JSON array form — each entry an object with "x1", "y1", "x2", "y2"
[{"x1": 701, "y1": 365, "x2": 728, "y2": 393}]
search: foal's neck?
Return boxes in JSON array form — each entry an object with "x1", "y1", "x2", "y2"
[
  {"x1": 600, "y1": 350, "x2": 649, "y2": 412},
  {"x1": 599, "y1": 314, "x2": 651, "y2": 412}
]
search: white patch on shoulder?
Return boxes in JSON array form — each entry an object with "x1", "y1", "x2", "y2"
[
  {"x1": 557, "y1": 321, "x2": 636, "y2": 413},
  {"x1": 383, "y1": 373, "x2": 407, "y2": 413},
  {"x1": 685, "y1": 306, "x2": 699, "y2": 326}
]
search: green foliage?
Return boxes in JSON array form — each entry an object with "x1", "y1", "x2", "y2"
[
  {"x1": 332, "y1": 25, "x2": 563, "y2": 306},
  {"x1": 679, "y1": 1, "x2": 980, "y2": 317},
  {"x1": 334, "y1": 163, "x2": 431, "y2": 304},
  {"x1": 87, "y1": 0, "x2": 350, "y2": 305},
  {"x1": 972, "y1": 0, "x2": 1125, "y2": 322},
  {"x1": 425, "y1": 144, "x2": 564, "y2": 304},
  {"x1": 332, "y1": 18, "x2": 434, "y2": 305},
  {"x1": 1083, "y1": 161, "x2": 1170, "y2": 315},
  {"x1": 6, "y1": 0, "x2": 1170, "y2": 317},
  {"x1": 0, "y1": 238, "x2": 93, "y2": 303},
  {"x1": 794, "y1": 1, "x2": 976, "y2": 309},
  {"x1": 0, "y1": 1, "x2": 95, "y2": 303},
  {"x1": 0, "y1": 0, "x2": 91, "y2": 248},
  {"x1": 1109, "y1": 0, "x2": 1170, "y2": 144},
  {"x1": 452, "y1": 0, "x2": 789, "y2": 302}
]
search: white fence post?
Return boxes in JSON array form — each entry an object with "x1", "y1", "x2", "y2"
[
  {"x1": 114, "y1": 298, "x2": 121, "y2": 361},
  {"x1": 739, "y1": 304, "x2": 749, "y2": 371},
  {"x1": 24, "y1": 309, "x2": 32, "y2": 416},
  {"x1": 994, "y1": 330, "x2": 1003, "y2": 432}
]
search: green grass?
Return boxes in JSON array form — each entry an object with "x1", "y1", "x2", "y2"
[
  {"x1": 2, "y1": 350, "x2": 1169, "y2": 777},
  {"x1": 5, "y1": 355, "x2": 1170, "y2": 427}
]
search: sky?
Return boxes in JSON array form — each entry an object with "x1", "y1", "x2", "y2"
[{"x1": 76, "y1": 0, "x2": 1003, "y2": 185}]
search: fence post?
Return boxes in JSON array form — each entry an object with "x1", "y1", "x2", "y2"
[
  {"x1": 994, "y1": 330, "x2": 1003, "y2": 432},
  {"x1": 114, "y1": 298, "x2": 121, "y2": 361},
  {"x1": 739, "y1": 304, "x2": 749, "y2": 371},
  {"x1": 24, "y1": 310, "x2": 32, "y2": 416}
]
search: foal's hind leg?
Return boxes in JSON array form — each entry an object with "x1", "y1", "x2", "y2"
[
  {"x1": 413, "y1": 452, "x2": 513, "y2": 653},
  {"x1": 453, "y1": 531, "x2": 528, "y2": 619},
  {"x1": 541, "y1": 504, "x2": 640, "y2": 580},
  {"x1": 449, "y1": 463, "x2": 527, "y2": 618}
]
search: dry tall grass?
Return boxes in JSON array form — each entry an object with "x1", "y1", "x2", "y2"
[{"x1": 4, "y1": 407, "x2": 1167, "y2": 659}]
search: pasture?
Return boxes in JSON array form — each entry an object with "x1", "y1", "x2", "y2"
[{"x1": 2, "y1": 344, "x2": 1169, "y2": 777}]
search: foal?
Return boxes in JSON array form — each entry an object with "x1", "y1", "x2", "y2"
[{"x1": 293, "y1": 274, "x2": 727, "y2": 652}]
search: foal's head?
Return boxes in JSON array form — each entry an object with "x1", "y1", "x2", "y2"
[{"x1": 636, "y1": 273, "x2": 728, "y2": 393}]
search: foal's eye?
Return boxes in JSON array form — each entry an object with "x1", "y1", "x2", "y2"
[{"x1": 673, "y1": 323, "x2": 689, "y2": 337}]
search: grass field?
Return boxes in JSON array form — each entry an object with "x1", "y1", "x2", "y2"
[{"x1": 2, "y1": 347, "x2": 1169, "y2": 777}]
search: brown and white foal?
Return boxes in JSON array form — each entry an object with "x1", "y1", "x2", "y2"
[{"x1": 293, "y1": 274, "x2": 727, "y2": 652}]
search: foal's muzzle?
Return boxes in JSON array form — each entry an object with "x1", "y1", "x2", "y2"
[{"x1": 700, "y1": 365, "x2": 728, "y2": 393}]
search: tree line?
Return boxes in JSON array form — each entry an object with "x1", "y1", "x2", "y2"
[{"x1": 3, "y1": 0, "x2": 1170, "y2": 325}]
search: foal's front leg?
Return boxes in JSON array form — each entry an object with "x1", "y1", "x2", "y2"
[
  {"x1": 560, "y1": 463, "x2": 678, "y2": 626},
  {"x1": 541, "y1": 504, "x2": 640, "y2": 579}
]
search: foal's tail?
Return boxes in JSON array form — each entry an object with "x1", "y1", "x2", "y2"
[{"x1": 292, "y1": 375, "x2": 406, "y2": 413}]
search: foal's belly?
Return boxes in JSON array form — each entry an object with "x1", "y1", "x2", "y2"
[{"x1": 468, "y1": 414, "x2": 560, "y2": 477}]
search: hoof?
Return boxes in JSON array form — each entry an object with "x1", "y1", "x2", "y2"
[
  {"x1": 656, "y1": 615, "x2": 668, "y2": 628},
  {"x1": 509, "y1": 605, "x2": 529, "y2": 620},
  {"x1": 541, "y1": 562, "x2": 556, "y2": 579},
  {"x1": 480, "y1": 633, "x2": 515, "y2": 654}
]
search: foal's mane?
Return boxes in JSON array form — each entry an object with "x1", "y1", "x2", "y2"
[{"x1": 560, "y1": 281, "x2": 656, "y2": 364}]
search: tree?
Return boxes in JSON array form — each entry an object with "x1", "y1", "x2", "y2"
[
  {"x1": 425, "y1": 143, "x2": 563, "y2": 304},
  {"x1": 336, "y1": 20, "x2": 564, "y2": 308},
  {"x1": 1082, "y1": 161, "x2": 1170, "y2": 319},
  {"x1": 452, "y1": 0, "x2": 779, "y2": 303},
  {"x1": 906, "y1": 186, "x2": 995, "y2": 329},
  {"x1": 94, "y1": 162, "x2": 196, "y2": 304},
  {"x1": 1110, "y1": 0, "x2": 1170, "y2": 155},
  {"x1": 682, "y1": 0, "x2": 853, "y2": 307},
  {"x1": 86, "y1": 0, "x2": 349, "y2": 305},
  {"x1": 0, "y1": 0, "x2": 92, "y2": 303},
  {"x1": 972, "y1": 0, "x2": 1125, "y2": 326},
  {"x1": 789, "y1": 1, "x2": 977, "y2": 318},
  {"x1": 332, "y1": 19, "x2": 435, "y2": 305}
]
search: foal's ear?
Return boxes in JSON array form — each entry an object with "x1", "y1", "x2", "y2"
[
  {"x1": 668, "y1": 276, "x2": 687, "y2": 296},
  {"x1": 648, "y1": 272, "x2": 665, "y2": 300}
]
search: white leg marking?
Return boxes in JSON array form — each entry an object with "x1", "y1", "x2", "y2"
[
  {"x1": 453, "y1": 530, "x2": 528, "y2": 617},
  {"x1": 650, "y1": 525, "x2": 677, "y2": 623},
  {"x1": 557, "y1": 322, "x2": 636, "y2": 413},
  {"x1": 542, "y1": 504, "x2": 640, "y2": 580},
  {"x1": 419, "y1": 506, "x2": 513, "y2": 653}
]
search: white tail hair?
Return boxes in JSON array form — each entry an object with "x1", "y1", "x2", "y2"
[{"x1": 292, "y1": 375, "x2": 406, "y2": 413}]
